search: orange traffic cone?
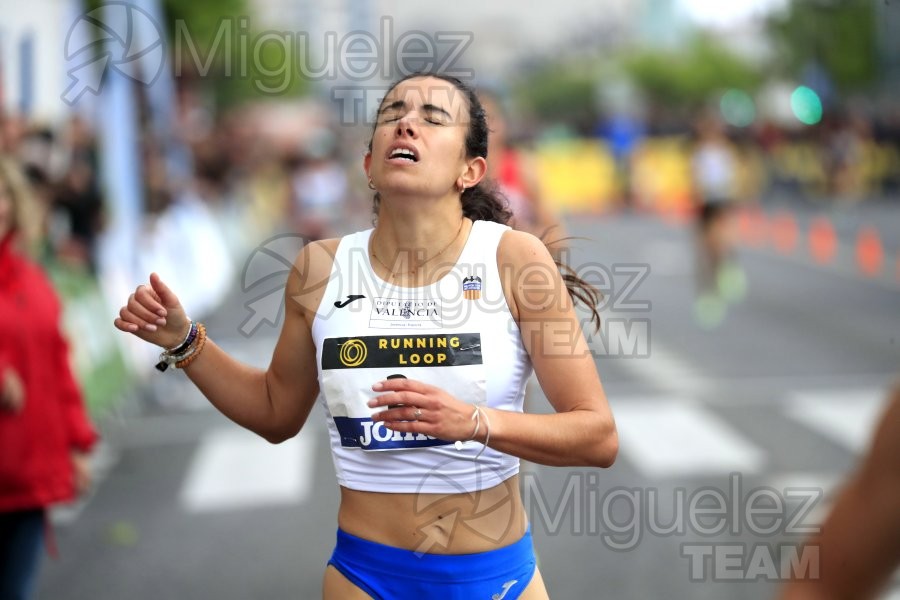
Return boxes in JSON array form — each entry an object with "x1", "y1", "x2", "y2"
[
  {"x1": 856, "y1": 227, "x2": 884, "y2": 276},
  {"x1": 809, "y1": 217, "x2": 837, "y2": 265},
  {"x1": 771, "y1": 211, "x2": 798, "y2": 255}
]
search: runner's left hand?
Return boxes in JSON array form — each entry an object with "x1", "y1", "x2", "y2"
[{"x1": 368, "y1": 378, "x2": 481, "y2": 443}]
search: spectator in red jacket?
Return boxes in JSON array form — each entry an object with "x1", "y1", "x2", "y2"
[{"x1": 0, "y1": 156, "x2": 98, "y2": 600}]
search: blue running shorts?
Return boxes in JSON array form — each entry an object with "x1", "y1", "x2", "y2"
[{"x1": 327, "y1": 526, "x2": 537, "y2": 599}]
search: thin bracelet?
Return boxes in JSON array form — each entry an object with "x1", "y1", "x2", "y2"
[
  {"x1": 474, "y1": 407, "x2": 491, "y2": 461},
  {"x1": 156, "y1": 331, "x2": 199, "y2": 372},
  {"x1": 155, "y1": 322, "x2": 204, "y2": 372},
  {"x1": 170, "y1": 343, "x2": 198, "y2": 364},
  {"x1": 167, "y1": 320, "x2": 196, "y2": 353},
  {"x1": 454, "y1": 406, "x2": 481, "y2": 450}
]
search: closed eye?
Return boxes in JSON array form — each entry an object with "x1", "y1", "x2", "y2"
[
  {"x1": 376, "y1": 100, "x2": 451, "y2": 125},
  {"x1": 379, "y1": 115, "x2": 443, "y2": 125},
  {"x1": 422, "y1": 106, "x2": 451, "y2": 125}
]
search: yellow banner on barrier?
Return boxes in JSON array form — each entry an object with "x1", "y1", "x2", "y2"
[{"x1": 534, "y1": 140, "x2": 620, "y2": 212}]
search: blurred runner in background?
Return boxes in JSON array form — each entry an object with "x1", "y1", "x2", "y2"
[{"x1": 691, "y1": 114, "x2": 746, "y2": 328}]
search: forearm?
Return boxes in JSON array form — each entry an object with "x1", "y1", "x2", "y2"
[
  {"x1": 179, "y1": 339, "x2": 282, "y2": 441},
  {"x1": 115, "y1": 272, "x2": 319, "y2": 442},
  {"x1": 481, "y1": 406, "x2": 617, "y2": 468}
]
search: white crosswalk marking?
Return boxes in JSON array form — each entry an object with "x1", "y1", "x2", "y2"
[
  {"x1": 603, "y1": 340, "x2": 715, "y2": 396},
  {"x1": 785, "y1": 388, "x2": 890, "y2": 453},
  {"x1": 180, "y1": 425, "x2": 314, "y2": 513},
  {"x1": 611, "y1": 398, "x2": 765, "y2": 477}
]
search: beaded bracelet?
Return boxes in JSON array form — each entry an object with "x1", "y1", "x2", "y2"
[
  {"x1": 155, "y1": 322, "x2": 206, "y2": 372},
  {"x1": 176, "y1": 323, "x2": 207, "y2": 369}
]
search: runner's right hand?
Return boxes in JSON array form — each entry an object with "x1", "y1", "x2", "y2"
[{"x1": 113, "y1": 272, "x2": 191, "y2": 349}]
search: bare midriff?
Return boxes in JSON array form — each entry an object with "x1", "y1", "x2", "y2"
[{"x1": 336, "y1": 474, "x2": 528, "y2": 554}]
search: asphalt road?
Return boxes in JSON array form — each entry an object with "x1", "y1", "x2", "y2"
[{"x1": 36, "y1": 208, "x2": 900, "y2": 600}]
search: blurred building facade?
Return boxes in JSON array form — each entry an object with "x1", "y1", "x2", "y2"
[
  {"x1": 1, "y1": 0, "x2": 77, "y2": 124},
  {"x1": 252, "y1": 0, "x2": 643, "y2": 82}
]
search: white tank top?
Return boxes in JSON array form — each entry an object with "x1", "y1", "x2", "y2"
[{"x1": 310, "y1": 219, "x2": 533, "y2": 493}]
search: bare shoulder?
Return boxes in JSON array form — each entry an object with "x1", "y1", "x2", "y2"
[
  {"x1": 496, "y1": 228, "x2": 563, "y2": 322},
  {"x1": 286, "y1": 237, "x2": 341, "y2": 321},
  {"x1": 497, "y1": 228, "x2": 553, "y2": 267}
]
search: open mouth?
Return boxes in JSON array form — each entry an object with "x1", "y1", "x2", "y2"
[{"x1": 387, "y1": 146, "x2": 419, "y2": 163}]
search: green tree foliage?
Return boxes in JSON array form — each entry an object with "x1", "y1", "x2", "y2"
[
  {"x1": 513, "y1": 65, "x2": 598, "y2": 132},
  {"x1": 163, "y1": 0, "x2": 308, "y2": 107},
  {"x1": 767, "y1": 0, "x2": 877, "y2": 91},
  {"x1": 512, "y1": 35, "x2": 762, "y2": 126},
  {"x1": 82, "y1": 0, "x2": 308, "y2": 108},
  {"x1": 623, "y1": 36, "x2": 762, "y2": 108}
]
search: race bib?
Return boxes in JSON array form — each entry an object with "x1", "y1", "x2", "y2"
[{"x1": 320, "y1": 333, "x2": 486, "y2": 450}]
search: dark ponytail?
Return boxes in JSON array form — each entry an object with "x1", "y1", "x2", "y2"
[
  {"x1": 460, "y1": 179, "x2": 512, "y2": 224},
  {"x1": 369, "y1": 72, "x2": 602, "y2": 332}
]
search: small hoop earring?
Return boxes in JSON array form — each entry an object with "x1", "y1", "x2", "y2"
[
  {"x1": 368, "y1": 178, "x2": 376, "y2": 190},
  {"x1": 456, "y1": 179, "x2": 466, "y2": 193}
]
